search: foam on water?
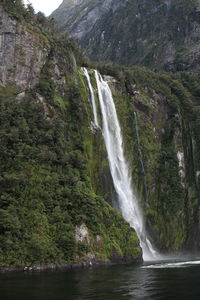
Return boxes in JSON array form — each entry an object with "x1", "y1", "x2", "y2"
[{"x1": 142, "y1": 260, "x2": 200, "y2": 269}]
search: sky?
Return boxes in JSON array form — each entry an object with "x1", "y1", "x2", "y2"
[{"x1": 23, "y1": 0, "x2": 63, "y2": 16}]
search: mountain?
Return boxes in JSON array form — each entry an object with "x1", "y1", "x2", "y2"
[
  {"x1": 1, "y1": 0, "x2": 200, "y2": 269},
  {"x1": 52, "y1": 0, "x2": 200, "y2": 71},
  {"x1": 0, "y1": 1, "x2": 141, "y2": 268}
]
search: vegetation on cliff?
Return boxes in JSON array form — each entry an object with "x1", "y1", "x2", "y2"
[
  {"x1": 0, "y1": 1, "x2": 141, "y2": 267},
  {"x1": 84, "y1": 64, "x2": 200, "y2": 252},
  {"x1": 1, "y1": 0, "x2": 200, "y2": 269}
]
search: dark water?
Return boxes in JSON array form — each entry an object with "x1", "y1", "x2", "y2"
[{"x1": 1, "y1": 260, "x2": 200, "y2": 300}]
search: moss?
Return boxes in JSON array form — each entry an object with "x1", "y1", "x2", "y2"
[{"x1": 54, "y1": 94, "x2": 68, "y2": 110}]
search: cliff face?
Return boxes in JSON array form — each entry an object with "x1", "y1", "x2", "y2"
[
  {"x1": 1, "y1": 1, "x2": 200, "y2": 269},
  {"x1": 0, "y1": 3, "x2": 141, "y2": 268},
  {"x1": 90, "y1": 65, "x2": 200, "y2": 252},
  {"x1": 0, "y1": 7, "x2": 49, "y2": 89},
  {"x1": 52, "y1": 0, "x2": 125, "y2": 40},
  {"x1": 52, "y1": 0, "x2": 200, "y2": 71}
]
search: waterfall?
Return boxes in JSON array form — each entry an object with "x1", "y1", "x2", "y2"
[
  {"x1": 83, "y1": 68, "x2": 159, "y2": 261},
  {"x1": 82, "y1": 67, "x2": 99, "y2": 130}
]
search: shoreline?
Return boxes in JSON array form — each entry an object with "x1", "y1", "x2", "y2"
[{"x1": 0, "y1": 258, "x2": 142, "y2": 274}]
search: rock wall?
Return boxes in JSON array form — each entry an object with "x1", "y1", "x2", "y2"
[
  {"x1": 83, "y1": 65, "x2": 200, "y2": 253},
  {"x1": 0, "y1": 7, "x2": 50, "y2": 89},
  {"x1": 52, "y1": 0, "x2": 200, "y2": 71},
  {"x1": 0, "y1": 4, "x2": 142, "y2": 268},
  {"x1": 1, "y1": 2, "x2": 200, "y2": 269}
]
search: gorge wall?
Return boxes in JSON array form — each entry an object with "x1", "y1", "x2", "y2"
[
  {"x1": 0, "y1": 2, "x2": 141, "y2": 268},
  {"x1": 0, "y1": 1, "x2": 200, "y2": 268},
  {"x1": 52, "y1": 0, "x2": 200, "y2": 71}
]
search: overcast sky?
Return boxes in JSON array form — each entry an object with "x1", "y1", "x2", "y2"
[{"x1": 24, "y1": 0, "x2": 63, "y2": 16}]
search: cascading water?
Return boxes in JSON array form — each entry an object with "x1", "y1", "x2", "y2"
[
  {"x1": 82, "y1": 67, "x2": 99, "y2": 130},
  {"x1": 83, "y1": 68, "x2": 159, "y2": 261}
]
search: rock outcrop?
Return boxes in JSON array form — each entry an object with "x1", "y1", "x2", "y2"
[{"x1": 0, "y1": 7, "x2": 49, "y2": 89}]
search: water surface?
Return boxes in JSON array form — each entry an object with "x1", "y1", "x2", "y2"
[{"x1": 1, "y1": 260, "x2": 200, "y2": 299}]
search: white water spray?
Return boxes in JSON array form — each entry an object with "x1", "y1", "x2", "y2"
[
  {"x1": 83, "y1": 68, "x2": 159, "y2": 261},
  {"x1": 82, "y1": 67, "x2": 99, "y2": 129}
]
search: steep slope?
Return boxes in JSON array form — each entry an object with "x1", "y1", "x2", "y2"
[
  {"x1": 1, "y1": 1, "x2": 200, "y2": 270},
  {"x1": 91, "y1": 64, "x2": 200, "y2": 252},
  {"x1": 0, "y1": 1, "x2": 141, "y2": 268},
  {"x1": 52, "y1": 0, "x2": 200, "y2": 71}
]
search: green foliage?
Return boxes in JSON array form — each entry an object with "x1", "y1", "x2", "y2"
[
  {"x1": 2, "y1": 0, "x2": 200, "y2": 264},
  {"x1": 100, "y1": 204, "x2": 141, "y2": 260},
  {"x1": 94, "y1": 62, "x2": 200, "y2": 252},
  {"x1": 0, "y1": 74, "x2": 142, "y2": 266}
]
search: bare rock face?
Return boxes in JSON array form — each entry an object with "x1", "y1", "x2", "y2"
[
  {"x1": 0, "y1": 7, "x2": 49, "y2": 89},
  {"x1": 52, "y1": 0, "x2": 200, "y2": 71},
  {"x1": 75, "y1": 224, "x2": 90, "y2": 243},
  {"x1": 52, "y1": 0, "x2": 124, "y2": 40}
]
